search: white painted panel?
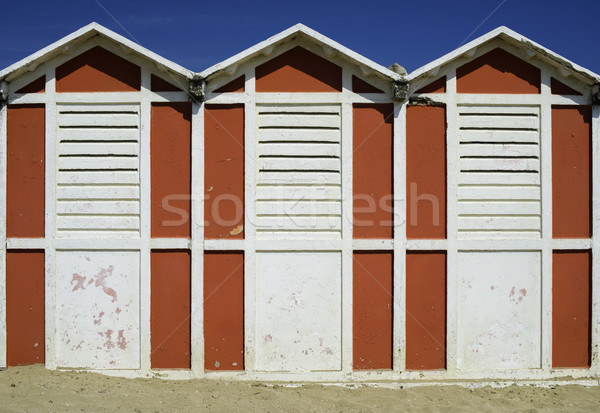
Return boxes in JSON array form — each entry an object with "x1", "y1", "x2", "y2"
[
  {"x1": 258, "y1": 157, "x2": 340, "y2": 171},
  {"x1": 457, "y1": 251, "x2": 541, "y2": 370},
  {"x1": 256, "y1": 200, "x2": 342, "y2": 215},
  {"x1": 255, "y1": 252, "x2": 342, "y2": 371},
  {"x1": 256, "y1": 216, "x2": 341, "y2": 231},
  {"x1": 55, "y1": 251, "x2": 140, "y2": 369},
  {"x1": 258, "y1": 143, "x2": 340, "y2": 157},
  {"x1": 256, "y1": 186, "x2": 341, "y2": 200},
  {"x1": 257, "y1": 172, "x2": 340, "y2": 185}
]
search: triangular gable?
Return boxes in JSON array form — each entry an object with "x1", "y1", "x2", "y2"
[
  {"x1": 407, "y1": 26, "x2": 600, "y2": 88},
  {"x1": 0, "y1": 22, "x2": 193, "y2": 84},
  {"x1": 199, "y1": 23, "x2": 402, "y2": 83}
]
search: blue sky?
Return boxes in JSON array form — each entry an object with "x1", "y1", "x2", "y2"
[{"x1": 0, "y1": 0, "x2": 598, "y2": 75}]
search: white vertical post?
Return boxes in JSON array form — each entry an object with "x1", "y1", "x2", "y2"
[
  {"x1": 44, "y1": 68, "x2": 57, "y2": 369},
  {"x1": 393, "y1": 101, "x2": 406, "y2": 373},
  {"x1": 340, "y1": 70, "x2": 353, "y2": 373},
  {"x1": 591, "y1": 104, "x2": 600, "y2": 375},
  {"x1": 0, "y1": 96, "x2": 7, "y2": 369},
  {"x1": 445, "y1": 72, "x2": 459, "y2": 374},
  {"x1": 540, "y1": 70, "x2": 553, "y2": 372},
  {"x1": 244, "y1": 71, "x2": 257, "y2": 373},
  {"x1": 139, "y1": 69, "x2": 152, "y2": 372},
  {"x1": 190, "y1": 99, "x2": 205, "y2": 377}
]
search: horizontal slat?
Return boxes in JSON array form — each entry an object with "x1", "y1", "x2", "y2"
[
  {"x1": 57, "y1": 171, "x2": 139, "y2": 185},
  {"x1": 459, "y1": 115, "x2": 539, "y2": 130},
  {"x1": 57, "y1": 201, "x2": 139, "y2": 215},
  {"x1": 458, "y1": 105, "x2": 539, "y2": 115},
  {"x1": 257, "y1": 171, "x2": 340, "y2": 185},
  {"x1": 258, "y1": 114, "x2": 340, "y2": 129},
  {"x1": 458, "y1": 172, "x2": 539, "y2": 186},
  {"x1": 258, "y1": 128, "x2": 340, "y2": 142},
  {"x1": 459, "y1": 130, "x2": 539, "y2": 143},
  {"x1": 58, "y1": 128, "x2": 139, "y2": 141},
  {"x1": 57, "y1": 185, "x2": 140, "y2": 200},
  {"x1": 58, "y1": 104, "x2": 140, "y2": 113},
  {"x1": 59, "y1": 142, "x2": 139, "y2": 156},
  {"x1": 256, "y1": 201, "x2": 342, "y2": 216},
  {"x1": 458, "y1": 186, "x2": 540, "y2": 201},
  {"x1": 460, "y1": 158, "x2": 539, "y2": 172},
  {"x1": 256, "y1": 230, "x2": 341, "y2": 240},
  {"x1": 58, "y1": 157, "x2": 138, "y2": 170},
  {"x1": 458, "y1": 201, "x2": 541, "y2": 216},
  {"x1": 458, "y1": 216, "x2": 541, "y2": 231},
  {"x1": 259, "y1": 158, "x2": 339, "y2": 171},
  {"x1": 258, "y1": 143, "x2": 340, "y2": 157},
  {"x1": 56, "y1": 230, "x2": 140, "y2": 239},
  {"x1": 257, "y1": 105, "x2": 340, "y2": 114},
  {"x1": 459, "y1": 143, "x2": 539, "y2": 158},
  {"x1": 57, "y1": 216, "x2": 140, "y2": 230},
  {"x1": 256, "y1": 185, "x2": 341, "y2": 200},
  {"x1": 457, "y1": 230, "x2": 541, "y2": 240},
  {"x1": 256, "y1": 216, "x2": 341, "y2": 231},
  {"x1": 58, "y1": 113, "x2": 139, "y2": 127}
]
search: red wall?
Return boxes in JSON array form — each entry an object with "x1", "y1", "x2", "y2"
[
  {"x1": 552, "y1": 106, "x2": 591, "y2": 238},
  {"x1": 406, "y1": 105, "x2": 446, "y2": 239},
  {"x1": 7, "y1": 104, "x2": 45, "y2": 238},
  {"x1": 353, "y1": 251, "x2": 393, "y2": 370},
  {"x1": 151, "y1": 102, "x2": 192, "y2": 238},
  {"x1": 204, "y1": 105, "x2": 245, "y2": 239},
  {"x1": 204, "y1": 252, "x2": 244, "y2": 370},
  {"x1": 7, "y1": 250, "x2": 45, "y2": 366},
  {"x1": 406, "y1": 252, "x2": 446, "y2": 370},
  {"x1": 553, "y1": 251, "x2": 591, "y2": 368},
  {"x1": 151, "y1": 250, "x2": 191, "y2": 369},
  {"x1": 353, "y1": 104, "x2": 394, "y2": 239}
]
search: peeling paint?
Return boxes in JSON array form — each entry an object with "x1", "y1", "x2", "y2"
[
  {"x1": 94, "y1": 266, "x2": 118, "y2": 303},
  {"x1": 229, "y1": 224, "x2": 243, "y2": 236},
  {"x1": 71, "y1": 273, "x2": 87, "y2": 292}
]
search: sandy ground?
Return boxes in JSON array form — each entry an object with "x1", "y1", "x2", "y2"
[{"x1": 1, "y1": 366, "x2": 600, "y2": 412}]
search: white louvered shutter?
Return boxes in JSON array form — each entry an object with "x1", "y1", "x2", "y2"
[
  {"x1": 256, "y1": 104, "x2": 342, "y2": 239},
  {"x1": 56, "y1": 104, "x2": 140, "y2": 238},
  {"x1": 457, "y1": 105, "x2": 541, "y2": 239}
]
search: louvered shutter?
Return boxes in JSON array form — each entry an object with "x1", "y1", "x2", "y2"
[
  {"x1": 56, "y1": 104, "x2": 140, "y2": 238},
  {"x1": 457, "y1": 105, "x2": 541, "y2": 238}
]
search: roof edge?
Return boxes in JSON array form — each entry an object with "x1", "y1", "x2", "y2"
[
  {"x1": 198, "y1": 23, "x2": 403, "y2": 82},
  {"x1": 0, "y1": 22, "x2": 194, "y2": 82},
  {"x1": 407, "y1": 26, "x2": 600, "y2": 85}
]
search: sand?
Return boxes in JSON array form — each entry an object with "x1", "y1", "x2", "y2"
[{"x1": 1, "y1": 365, "x2": 600, "y2": 412}]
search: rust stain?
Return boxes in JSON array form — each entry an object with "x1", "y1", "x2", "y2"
[
  {"x1": 103, "y1": 329, "x2": 115, "y2": 349},
  {"x1": 71, "y1": 273, "x2": 87, "y2": 292},
  {"x1": 229, "y1": 224, "x2": 244, "y2": 236},
  {"x1": 117, "y1": 330, "x2": 128, "y2": 350},
  {"x1": 94, "y1": 266, "x2": 118, "y2": 303}
]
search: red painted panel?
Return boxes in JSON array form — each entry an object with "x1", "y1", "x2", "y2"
[
  {"x1": 552, "y1": 106, "x2": 591, "y2": 238},
  {"x1": 151, "y1": 102, "x2": 192, "y2": 238},
  {"x1": 7, "y1": 104, "x2": 45, "y2": 238},
  {"x1": 256, "y1": 46, "x2": 342, "y2": 92},
  {"x1": 16, "y1": 76, "x2": 45, "y2": 94},
  {"x1": 353, "y1": 104, "x2": 394, "y2": 239},
  {"x1": 551, "y1": 77, "x2": 582, "y2": 96},
  {"x1": 352, "y1": 75, "x2": 384, "y2": 93},
  {"x1": 552, "y1": 251, "x2": 590, "y2": 368},
  {"x1": 151, "y1": 250, "x2": 191, "y2": 369},
  {"x1": 215, "y1": 75, "x2": 245, "y2": 93},
  {"x1": 353, "y1": 251, "x2": 393, "y2": 370},
  {"x1": 406, "y1": 251, "x2": 446, "y2": 370},
  {"x1": 7, "y1": 250, "x2": 45, "y2": 366},
  {"x1": 204, "y1": 252, "x2": 244, "y2": 371},
  {"x1": 204, "y1": 105, "x2": 245, "y2": 239},
  {"x1": 406, "y1": 105, "x2": 446, "y2": 239},
  {"x1": 56, "y1": 46, "x2": 141, "y2": 92},
  {"x1": 415, "y1": 76, "x2": 446, "y2": 94},
  {"x1": 151, "y1": 74, "x2": 182, "y2": 92},
  {"x1": 457, "y1": 48, "x2": 541, "y2": 94}
]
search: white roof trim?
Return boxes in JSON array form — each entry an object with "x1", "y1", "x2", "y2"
[
  {"x1": 198, "y1": 23, "x2": 402, "y2": 81},
  {"x1": 0, "y1": 22, "x2": 194, "y2": 81},
  {"x1": 407, "y1": 26, "x2": 600, "y2": 84}
]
